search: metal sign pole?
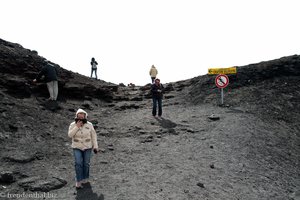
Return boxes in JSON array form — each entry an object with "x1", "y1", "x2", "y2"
[{"x1": 221, "y1": 88, "x2": 224, "y2": 105}]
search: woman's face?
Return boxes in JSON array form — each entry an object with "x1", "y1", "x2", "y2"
[{"x1": 77, "y1": 113, "x2": 86, "y2": 119}]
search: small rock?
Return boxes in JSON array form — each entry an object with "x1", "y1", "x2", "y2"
[
  {"x1": 210, "y1": 164, "x2": 215, "y2": 169},
  {"x1": 197, "y1": 182, "x2": 205, "y2": 188},
  {"x1": 18, "y1": 176, "x2": 67, "y2": 192},
  {"x1": 141, "y1": 135, "x2": 154, "y2": 143},
  {"x1": 134, "y1": 126, "x2": 142, "y2": 130},
  {"x1": 0, "y1": 171, "x2": 16, "y2": 183},
  {"x1": 139, "y1": 130, "x2": 147, "y2": 135},
  {"x1": 208, "y1": 114, "x2": 220, "y2": 121},
  {"x1": 3, "y1": 152, "x2": 36, "y2": 163},
  {"x1": 99, "y1": 148, "x2": 106, "y2": 153},
  {"x1": 107, "y1": 144, "x2": 114, "y2": 151},
  {"x1": 187, "y1": 128, "x2": 195, "y2": 133},
  {"x1": 9, "y1": 124, "x2": 18, "y2": 132}
]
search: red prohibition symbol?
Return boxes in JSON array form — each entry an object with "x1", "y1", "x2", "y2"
[{"x1": 215, "y1": 74, "x2": 229, "y2": 88}]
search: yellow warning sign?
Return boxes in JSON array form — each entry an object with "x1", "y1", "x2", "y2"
[{"x1": 208, "y1": 67, "x2": 237, "y2": 75}]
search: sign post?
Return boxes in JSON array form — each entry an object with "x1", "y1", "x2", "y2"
[{"x1": 215, "y1": 74, "x2": 229, "y2": 105}]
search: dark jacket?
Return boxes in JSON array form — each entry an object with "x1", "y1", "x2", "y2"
[
  {"x1": 91, "y1": 60, "x2": 98, "y2": 69},
  {"x1": 36, "y1": 63, "x2": 58, "y2": 83},
  {"x1": 151, "y1": 83, "x2": 164, "y2": 98}
]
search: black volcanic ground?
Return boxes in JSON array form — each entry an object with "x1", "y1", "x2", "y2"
[{"x1": 0, "y1": 38, "x2": 299, "y2": 200}]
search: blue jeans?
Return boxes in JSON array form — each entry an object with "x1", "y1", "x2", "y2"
[
  {"x1": 73, "y1": 148, "x2": 92, "y2": 182},
  {"x1": 152, "y1": 97, "x2": 162, "y2": 116}
]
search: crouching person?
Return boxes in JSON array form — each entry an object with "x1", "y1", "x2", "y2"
[{"x1": 68, "y1": 109, "x2": 98, "y2": 189}]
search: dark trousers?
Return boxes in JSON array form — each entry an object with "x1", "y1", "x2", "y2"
[
  {"x1": 91, "y1": 69, "x2": 97, "y2": 79},
  {"x1": 152, "y1": 97, "x2": 162, "y2": 116},
  {"x1": 151, "y1": 77, "x2": 156, "y2": 83}
]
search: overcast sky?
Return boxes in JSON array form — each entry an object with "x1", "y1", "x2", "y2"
[{"x1": 1, "y1": 0, "x2": 299, "y2": 85}]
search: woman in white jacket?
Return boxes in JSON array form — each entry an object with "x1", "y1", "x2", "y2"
[
  {"x1": 149, "y1": 65, "x2": 158, "y2": 83},
  {"x1": 68, "y1": 109, "x2": 98, "y2": 189}
]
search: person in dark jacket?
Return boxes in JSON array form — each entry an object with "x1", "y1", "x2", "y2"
[
  {"x1": 151, "y1": 78, "x2": 164, "y2": 117},
  {"x1": 90, "y1": 57, "x2": 98, "y2": 79},
  {"x1": 33, "y1": 61, "x2": 58, "y2": 100}
]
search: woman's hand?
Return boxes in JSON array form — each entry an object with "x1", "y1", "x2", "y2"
[
  {"x1": 93, "y1": 148, "x2": 99, "y2": 154},
  {"x1": 76, "y1": 120, "x2": 83, "y2": 128}
]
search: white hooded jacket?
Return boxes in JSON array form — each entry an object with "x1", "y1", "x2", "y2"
[{"x1": 68, "y1": 109, "x2": 98, "y2": 150}]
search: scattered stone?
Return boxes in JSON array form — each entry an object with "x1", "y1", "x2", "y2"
[
  {"x1": 134, "y1": 126, "x2": 142, "y2": 130},
  {"x1": 0, "y1": 171, "x2": 16, "y2": 183},
  {"x1": 186, "y1": 128, "x2": 195, "y2": 133},
  {"x1": 210, "y1": 164, "x2": 215, "y2": 169},
  {"x1": 82, "y1": 100, "x2": 93, "y2": 110},
  {"x1": 130, "y1": 96, "x2": 143, "y2": 101},
  {"x1": 139, "y1": 130, "x2": 147, "y2": 135},
  {"x1": 18, "y1": 176, "x2": 67, "y2": 192},
  {"x1": 141, "y1": 135, "x2": 154, "y2": 143},
  {"x1": 196, "y1": 182, "x2": 205, "y2": 188},
  {"x1": 99, "y1": 129, "x2": 110, "y2": 136},
  {"x1": 168, "y1": 129, "x2": 177, "y2": 135},
  {"x1": 9, "y1": 124, "x2": 18, "y2": 132},
  {"x1": 115, "y1": 103, "x2": 140, "y2": 110},
  {"x1": 68, "y1": 108, "x2": 76, "y2": 112},
  {"x1": 147, "y1": 136, "x2": 154, "y2": 142},
  {"x1": 208, "y1": 114, "x2": 220, "y2": 121},
  {"x1": 107, "y1": 144, "x2": 114, "y2": 151},
  {"x1": 42, "y1": 100, "x2": 61, "y2": 112},
  {"x1": 35, "y1": 152, "x2": 44, "y2": 160},
  {"x1": 3, "y1": 152, "x2": 36, "y2": 163},
  {"x1": 164, "y1": 95, "x2": 175, "y2": 99},
  {"x1": 99, "y1": 148, "x2": 106, "y2": 153}
]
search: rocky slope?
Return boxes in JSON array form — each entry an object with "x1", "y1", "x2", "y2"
[{"x1": 0, "y1": 38, "x2": 299, "y2": 200}]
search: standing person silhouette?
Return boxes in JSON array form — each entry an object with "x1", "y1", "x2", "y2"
[
  {"x1": 90, "y1": 57, "x2": 98, "y2": 79},
  {"x1": 149, "y1": 65, "x2": 158, "y2": 83}
]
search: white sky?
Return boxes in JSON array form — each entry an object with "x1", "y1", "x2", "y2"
[{"x1": 1, "y1": 0, "x2": 299, "y2": 86}]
